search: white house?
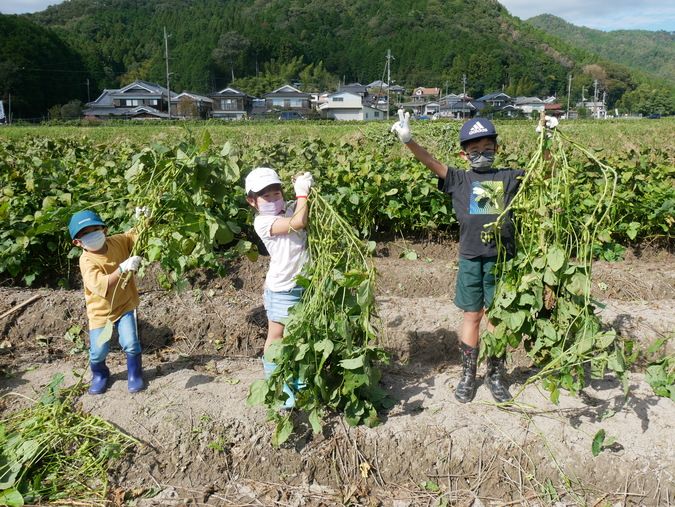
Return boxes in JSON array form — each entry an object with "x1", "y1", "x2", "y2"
[
  {"x1": 576, "y1": 100, "x2": 607, "y2": 119},
  {"x1": 319, "y1": 91, "x2": 384, "y2": 121},
  {"x1": 514, "y1": 96, "x2": 545, "y2": 115}
]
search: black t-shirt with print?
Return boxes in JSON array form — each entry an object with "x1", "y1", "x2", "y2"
[{"x1": 441, "y1": 167, "x2": 525, "y2": 259}]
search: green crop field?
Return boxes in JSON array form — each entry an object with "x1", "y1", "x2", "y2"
[{"x1": 1, "y1": 118, "x2": 674, "y2": 164}]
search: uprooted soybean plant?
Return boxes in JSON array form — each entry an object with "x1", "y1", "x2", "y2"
[
  {"x1": 247, "y1": 192, "x2": 392, "y2": 446},
  {"x1": 482, "y1": 126, "x2": 631, "y2": 403}
]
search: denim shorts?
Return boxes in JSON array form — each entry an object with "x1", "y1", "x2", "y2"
[
  {"x1": 454, "y1": 256, "x2": 498, "y2": 312},
  {"x1": 263, "y1": 286, "x2": 304, "y2": 323}
]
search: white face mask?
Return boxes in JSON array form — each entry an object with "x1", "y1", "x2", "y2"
[
  {"x1": 80, "y1": 230, "x2": 106, "y2": 251},
  {"x1": 258, "y1": 199, "x2": 284, "y2": 216}
]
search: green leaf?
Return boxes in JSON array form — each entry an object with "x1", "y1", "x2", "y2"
[
  {"x1": 543, "y1": 267, "x2": 558, "y2": 286},
  {"x1": 0, "y1": 460, "x2": 21, "y2": 490},
  {"x1": 95, "y1": 319, "x2": 114, "y2": 349},
  {"x1": 339, "y1": 356, "x2": 365, "y2": 370},
  {"x1": 0, "y1": 488, "x2": 24, "y2": 507},
  {"x1": 607, "y1": 350, "x2": 626, "y2": 373},
  {"x1": 400, "y1": 249, "x2": 417, "y2": 260},
  {"x1": 294, "y1": 342, "x2": 310, "y2": 361},
  {"x1": 314, "y1": 338, "x2": 334, "y2": 370},
  {"x1": 546, "y1": 245, "x2": 565, "y2": 272},
  {"x1": 309, "y1": 409, "x2": 322, "y2": 434},
  {"x1": 626, "y1": 222, "x2": 640, "y2": 240},
  {"x1": 199, "y1": 130, "x2": 213, "y2": 152},
  {"x1": 595, "y1": 331, "x2": 617, "y2": 350},
  {"x1": 421, "y1": 480, "x2": 440, "y2": 493},
  {"x1": 591, "y1": 429, "x2": 606, "y2": 457},
  {"x1": 272, "y1": 416, "x2": 293, "y2": 447},
  {"x1": 263, "y1": 342, "x2": 283, "y2": 363},
  {"x1": 566, "y1": 272, "x2": 590, "y2": 297},
  {"x1": 246, "y1": 379, "x2": 269, "y2": 406}
]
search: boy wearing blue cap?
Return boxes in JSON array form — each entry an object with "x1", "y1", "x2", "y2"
[
  {"x1": 391, "y1": 112, "x2": 526, "y2": 403},
  {"x1": 68, "y1": 210, "x2": 144, "y2": 395}
]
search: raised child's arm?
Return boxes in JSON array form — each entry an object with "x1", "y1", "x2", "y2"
[
  {"x1": 391, "y1": 109, "x2": 448, "y2": 179},
  {"x1": 270, "y1": 197, "x2": 309, "y2": 236},
  {"x1": 404, "y1": 140, "x2": 448, "y2": 180}
]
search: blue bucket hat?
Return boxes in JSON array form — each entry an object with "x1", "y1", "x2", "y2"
[
  {"x1": 68, "y1": 210, "x2": 106, "y2": 239},
  {"x1": 459, "y1": 118, "x2": 498, "y2": 146}
]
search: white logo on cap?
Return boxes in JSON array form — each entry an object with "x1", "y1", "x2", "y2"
[
  {"x1": 78, "y1": 218, "x2": 92, "y2": 225},
  {"x1": 468, "y1": 121, "x2": 489, "y2": 136}
]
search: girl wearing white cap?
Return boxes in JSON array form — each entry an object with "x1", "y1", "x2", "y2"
[{"x1": 245, "y1": 167, "x2": 313, "y2": 408}]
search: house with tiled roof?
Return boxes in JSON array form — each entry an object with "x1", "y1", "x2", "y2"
[
  {"x1": 412, "y1": 87, "x2": 441, "y2": 102},
  {"x1": 264, "y1": 85, "x2": 312, "y2": 116},
  {"x1": 209, "y1": 87, "x2": 253, "y2": 120},
  {"x1": 82, "y1": 80, "x2": 176, "y2": 120},
  {"x1": 514, "y1": 96, "x2": 545, "y2": 115},
  {"x1": 171, "y1": 92, "x2": 213, "y2": 119},
  {"x1": 476, "y1": 92, "x2": 512, "y2": 109}
]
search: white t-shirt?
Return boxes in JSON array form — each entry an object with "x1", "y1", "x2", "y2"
[{"x1": 253, "y1": 202, "x2": 309, "y2": 291}]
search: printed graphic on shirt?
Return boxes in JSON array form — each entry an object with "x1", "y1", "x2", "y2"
[{"x1": 469, "y1": 181, "x2": 504, "y2": 215}]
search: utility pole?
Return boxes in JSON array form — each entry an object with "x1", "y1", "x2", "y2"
[
  {"x1": 593, "y1": 79, "x2": 599, "y2": 119},
  {"x1": 566, "y1": 74, "x2": 572, "y2": 120},
  {"x1": 8, "y1": 93, "x2": 11, "y2": 125},
  {"x1": 86, "y1": 78, "x2": 90, "y2": 103},
  {"x1": 462, "y1": 74, "x2": 467, "y2": 120},
  {"x1": 385, "y1": 49, "x2": 393, "y2": 120},
  {"x1": 164, "y1": 26, "x2": 172, "y2": 120}
]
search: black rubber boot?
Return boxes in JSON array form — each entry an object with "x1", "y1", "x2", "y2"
[
  {"x1": 486, "y1": 356, "x2": 512, "y2": 403},
  {"x1": 455, "y1": 342, "x2": 479, "y2": 403}
]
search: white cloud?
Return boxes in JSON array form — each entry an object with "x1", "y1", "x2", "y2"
[
  {"x1": 499, "y1": 0, "x2": 675, "y2": 31},
  {"x1": 1, "y1": 1, "x2": 65, "y2": 14}
]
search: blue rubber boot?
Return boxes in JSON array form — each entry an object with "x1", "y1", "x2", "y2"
[
  {"x1": 126, "y1": 353, "x2": 145, "y2": 393},
  {"x1": 262, "y1": 359, "x2": 296, "y2": 409},
  {"x1": 89, "y1": 361, "x2": 110, "y2": 395}
]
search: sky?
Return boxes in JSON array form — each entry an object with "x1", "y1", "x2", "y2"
[{"x1": 1, "y1": 0, "x2": 674, "y2": 31}]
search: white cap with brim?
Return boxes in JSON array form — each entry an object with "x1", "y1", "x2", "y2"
[{"x1": 245, "y1": 167, "x2": 282, "y2": 194}]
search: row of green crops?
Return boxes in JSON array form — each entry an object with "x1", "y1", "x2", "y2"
[{"x1": 0, "y1": 124, "x2": 673, "y2": 286}]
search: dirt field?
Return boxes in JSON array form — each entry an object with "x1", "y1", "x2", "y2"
[{"x1": 1, "y1": 240, "x2": 673, "y2": 506}]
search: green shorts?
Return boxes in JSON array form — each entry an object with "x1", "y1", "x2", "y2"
[{"x1": 454, "y1": 256, "x2": 498, "y2": 312}]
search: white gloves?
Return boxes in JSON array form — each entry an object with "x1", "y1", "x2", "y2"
[
  {"x1": 536, "y1": 115, "x2": 559, "y2": 134},
  {"x1": 119, "y1": 256, "x2": 142, "y2": 273},
  {"x1": 293, "y1": 172, "x2": 313, "y2": 197},
  {"x1": 391, "y1": 109, "x2": 412, "y2": 144},
  {"x1": 134, "y1": 206, "x2": 150, "y2": 219}
]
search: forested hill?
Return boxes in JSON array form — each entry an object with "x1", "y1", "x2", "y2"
[
  {"x1": 0, "y1": 15, "x2": 88, "y2": 118},
  {"x1": 22, "y1": 0, "x2": 621, "y2": 97},
  {"x1": 0, "y1": 0, "x2": 670, "y2": 118},
  {"x1": 527, "y1": 14, "x2": 675, "y2": 84}
]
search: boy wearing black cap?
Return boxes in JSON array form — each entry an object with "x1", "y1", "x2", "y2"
[
  {"x1": 68, "y1": 209, "x2": 145, "y2": 395},
  {"x1": 391, "y1": 111, "x2": 522, "y2": 403}
]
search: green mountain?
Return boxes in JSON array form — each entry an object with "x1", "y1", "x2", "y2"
[
  {"x1": 0, "y1": 0, "x2": 670, "y2": 118},
  {"x1": 527, "y1": 14, "x2": 675, "y2": 84},
  {"x1": 0, "y1": 15, "x2": 88, "y2": 119},
  {"x1": 24, "y1": 1, "x2": 625, "y2": 94}
]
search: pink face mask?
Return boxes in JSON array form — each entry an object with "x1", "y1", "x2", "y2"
[{"x1": 258, "y1": 199, "x2": 284, "y2": 216}]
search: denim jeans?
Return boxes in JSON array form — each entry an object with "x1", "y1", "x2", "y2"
[{"x1": 89, "y1": 310, "x2": 141, "y2": 363}]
